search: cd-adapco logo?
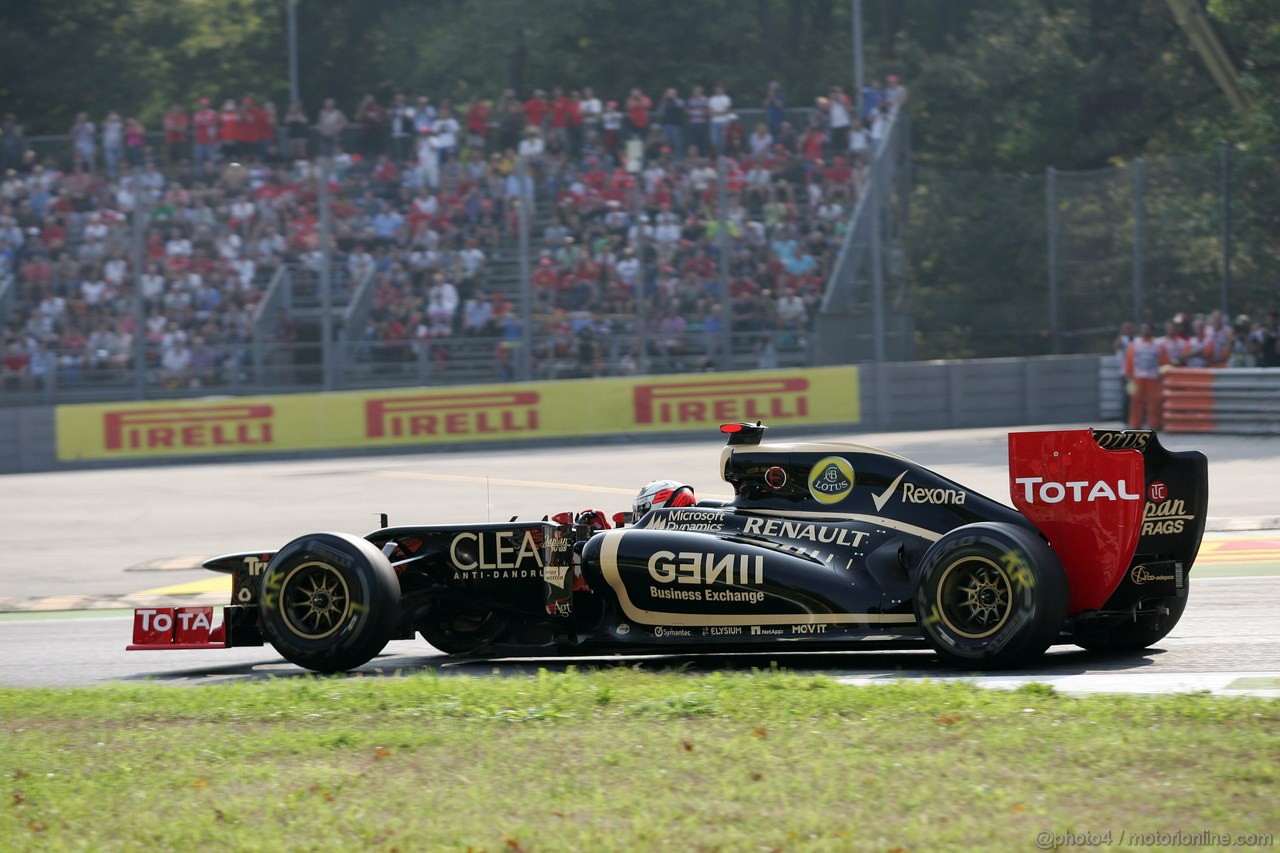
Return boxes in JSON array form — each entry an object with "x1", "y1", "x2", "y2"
[
  {"x1": 808, "y1": 456, "x2": 855, "y2": 504},
  {"x1": 1130, "y1": 565, "x2": 1175, "y2": 585}
]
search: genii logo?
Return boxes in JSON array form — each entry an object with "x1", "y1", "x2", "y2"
[{"x1": 807, "y1": 456, "x2": 855, "y2": 504}]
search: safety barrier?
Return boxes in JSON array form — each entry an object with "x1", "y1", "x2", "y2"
[{"x1": 1163, "y1": 368, "x2": 1280, "y2": 435}]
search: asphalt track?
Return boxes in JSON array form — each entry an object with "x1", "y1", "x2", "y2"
[{"x1": 1, "y1": 423, "x2": 1277, "y2": 695}]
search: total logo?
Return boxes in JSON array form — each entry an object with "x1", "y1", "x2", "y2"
[
  {"x1": 808, "y1": 457, "x2": 855, "y2": 505},
  {"x1": 1014, "y1": 477, "x2": 1141, "y2": 504}
]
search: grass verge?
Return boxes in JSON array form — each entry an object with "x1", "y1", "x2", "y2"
[{"x1": 2, "y1": 669, "x2": 1277, "y2": 852}]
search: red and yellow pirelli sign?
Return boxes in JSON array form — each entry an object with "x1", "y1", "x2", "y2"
[{"x1": 56, "y1": 366, "x2": 859, "y2": 461}]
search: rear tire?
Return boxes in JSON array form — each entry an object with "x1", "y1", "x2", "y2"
[
  {"x1": 1074, "y1": 595, "x2": 1187, "y2": 653},
  {"x1": 913, "y1": 523, "x2": 1068, "y2": 669},
  {"x1": 258, "y1": 533, "x2": 401, "y2": 672}
]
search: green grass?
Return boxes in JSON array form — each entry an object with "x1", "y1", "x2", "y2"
[{"x1": 2, "y1": 670, "x2": 1277, "y2": 852}]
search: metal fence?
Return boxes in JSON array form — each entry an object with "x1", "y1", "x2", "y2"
[
  {"x1": 11, "y1": 107, "x2": 1267, "y2": 410},
  {"x1": 818, "y1": 105, "x2": 912, "y2": 362},
  {"x1": 909, "y1": 146, "x2": 1278, "y2": 360},
  {"x1": 0, "y1": 139, "x2": 830, "y2": 406}
]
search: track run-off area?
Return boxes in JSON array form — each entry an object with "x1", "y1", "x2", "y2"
[{"x1": 2, "y1": 424, "x2": 1277, "y2": 695}]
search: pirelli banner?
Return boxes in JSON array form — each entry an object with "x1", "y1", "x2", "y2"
[{"x1": 55, "y1": 366, "x2": 859, "y2": 462}]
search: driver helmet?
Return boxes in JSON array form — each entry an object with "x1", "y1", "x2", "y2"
[{"x1": 634, "y1": 479, "x2": 696, "y2": 516}]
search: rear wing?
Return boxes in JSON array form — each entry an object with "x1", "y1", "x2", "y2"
[{"x1": 1009, "y1": 429, "x2": 1208, "y2": 614}]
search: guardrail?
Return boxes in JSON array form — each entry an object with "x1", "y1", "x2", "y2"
[{"x1": 1163, "y1": 367, "x2": 1280, "y2": 435}]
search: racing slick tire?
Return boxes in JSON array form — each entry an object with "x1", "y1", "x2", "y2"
[
  {"x1": 258, "y1": 532, "x2": 401, "y2": 672},
  {"x1": 1073, "y1": 595, "x2": 1188, "y2": 653},
  {"x1": 913, "y1": 522, "x2": 1068, "y2": 669}
]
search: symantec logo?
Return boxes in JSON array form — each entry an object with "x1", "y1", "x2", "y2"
[
  {"x1": 104, "y1": 404, "x2": 274, "y2": 451},
  {"x1": 633, "y1": 377, "x2": 810, "y2": 425},
  {"x1": 366, "y1": 391, "x2": 540, "y2": 439}
]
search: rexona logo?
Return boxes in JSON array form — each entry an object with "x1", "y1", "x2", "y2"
[
  {"x1": 808, "y1": 456, "x2": 855, "y2": 504},
  {"x1": 366, "y1": 391, "x2": 539, "y2": 439},
  {"x1": 871, "y1": 470, "x2": 967, "y2": 509},
  {"x1": 104, "y1": 404, "x2": 274, "y2": 451},
  {"x1": 450, "y1": 530, "x2": 544, "y2": 577},
  {"x1": 633, "y1": 377, "x2": 809, "y2": 425},
  {"x1": 1014, "y1": 477, "x2": 1141, "y2": 504}
]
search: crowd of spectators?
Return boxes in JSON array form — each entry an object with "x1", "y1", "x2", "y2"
[
  {"x1": 1115, "y1": 309, "x2": 1280, "y2": 429},
  {"x1": 1, "y1": 77, "x2": 908, "y2": 392}
]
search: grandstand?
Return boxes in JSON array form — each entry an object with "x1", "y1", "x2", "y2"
[{"x1": 1, "y1": 95, "x2": 909, "y2": 404}]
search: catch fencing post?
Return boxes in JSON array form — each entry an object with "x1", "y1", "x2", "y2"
[
  {"x1": 1046, "y1": 167, "x2": 1060, "y2": 354},
  {"x1": 1132, "y1": 157, "x2": 1145, "y2": 324},
  {"x1": 1220, "y1": 143, "x2": 1232, "y2": 316},
  {"x1": 516, "y1": 156, "x2": 532, "y2": 382},
  {"x1": 717, "y1": 155, "x2": 732, "y2": 371},
  {"x1": 318, "y1": 156, "x2": 334, "y2": 391}
]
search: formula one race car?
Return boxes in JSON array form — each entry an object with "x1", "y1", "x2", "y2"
[{"x1": 129, "y1": 424, "x2": 1207, "y2": 672}]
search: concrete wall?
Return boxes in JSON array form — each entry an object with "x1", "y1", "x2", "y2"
[
  {"x1": 857, "y1": 355, "x2": 1101, "y2": 431},
  {"x1": 0, "y1": 355, "x2": 1107, "y2": 474},
  {"x1": 0, "y1": 407, "x2": 56, "y2": 474}
]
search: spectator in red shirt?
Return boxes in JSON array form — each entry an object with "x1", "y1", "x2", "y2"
[
  {"x1": 800, "y1": 121, "x2": 826, "y2": 164},
  {"x1": 465, "y1": 95, "x2": 490, "y2": 153},
  {"x1": 823, "y1": 155, "x2": 853, "y2": 202},
  {"x1": 124, "y1": 117, "x2": 146, "y2": 169},
  {"x1": 2, "y1": 340, "x2": 30, "y2": 390},
  {"x1": 243, "y1": 98, "x2": 272, "y2": 161},
  {"x1": 565, "y1": 90, "x2": 584, "y2": 160},
  {"x1": 218, "y1": 99, "x2": 241, "y2": 160},
  {"x1": 625, "y1": 88, "x2": 651, "y2": 140},
  {"x1": 191, "y1": 97, "x2": 219, "y2": 173},
  {"x1": 549, "y1": 86, "x2": 573, "y2": 153},
  {"x1": 523, "y1": 89, "x2": 550, "y2": 131},
  {"x1": 162, "y1": 103, "x2": 189, "y2": 166}
]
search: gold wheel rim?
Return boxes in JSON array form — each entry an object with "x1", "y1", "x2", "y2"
[
  {"x1": 935, "y1": 556, "x2": 1014, "y2": 640},
  {"x1": 278, "y1": 561, "x2": 351, "y2": 641}
]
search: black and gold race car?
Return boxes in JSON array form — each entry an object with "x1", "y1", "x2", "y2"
[{"x1": 129, "y1": 423, "x2": 1207, "y2": 672}]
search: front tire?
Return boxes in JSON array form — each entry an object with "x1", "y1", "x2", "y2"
[
  {"x1": 259, "y1": 533, "x2": 401, "y2": 672},
  {"x1": 913, "y1": 523, "x2": 1068, "y2": 669}
]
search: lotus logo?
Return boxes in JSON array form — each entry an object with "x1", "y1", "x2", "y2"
[{"x1": 808, "y1": 456, "x2": 855, "y2": 505}]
